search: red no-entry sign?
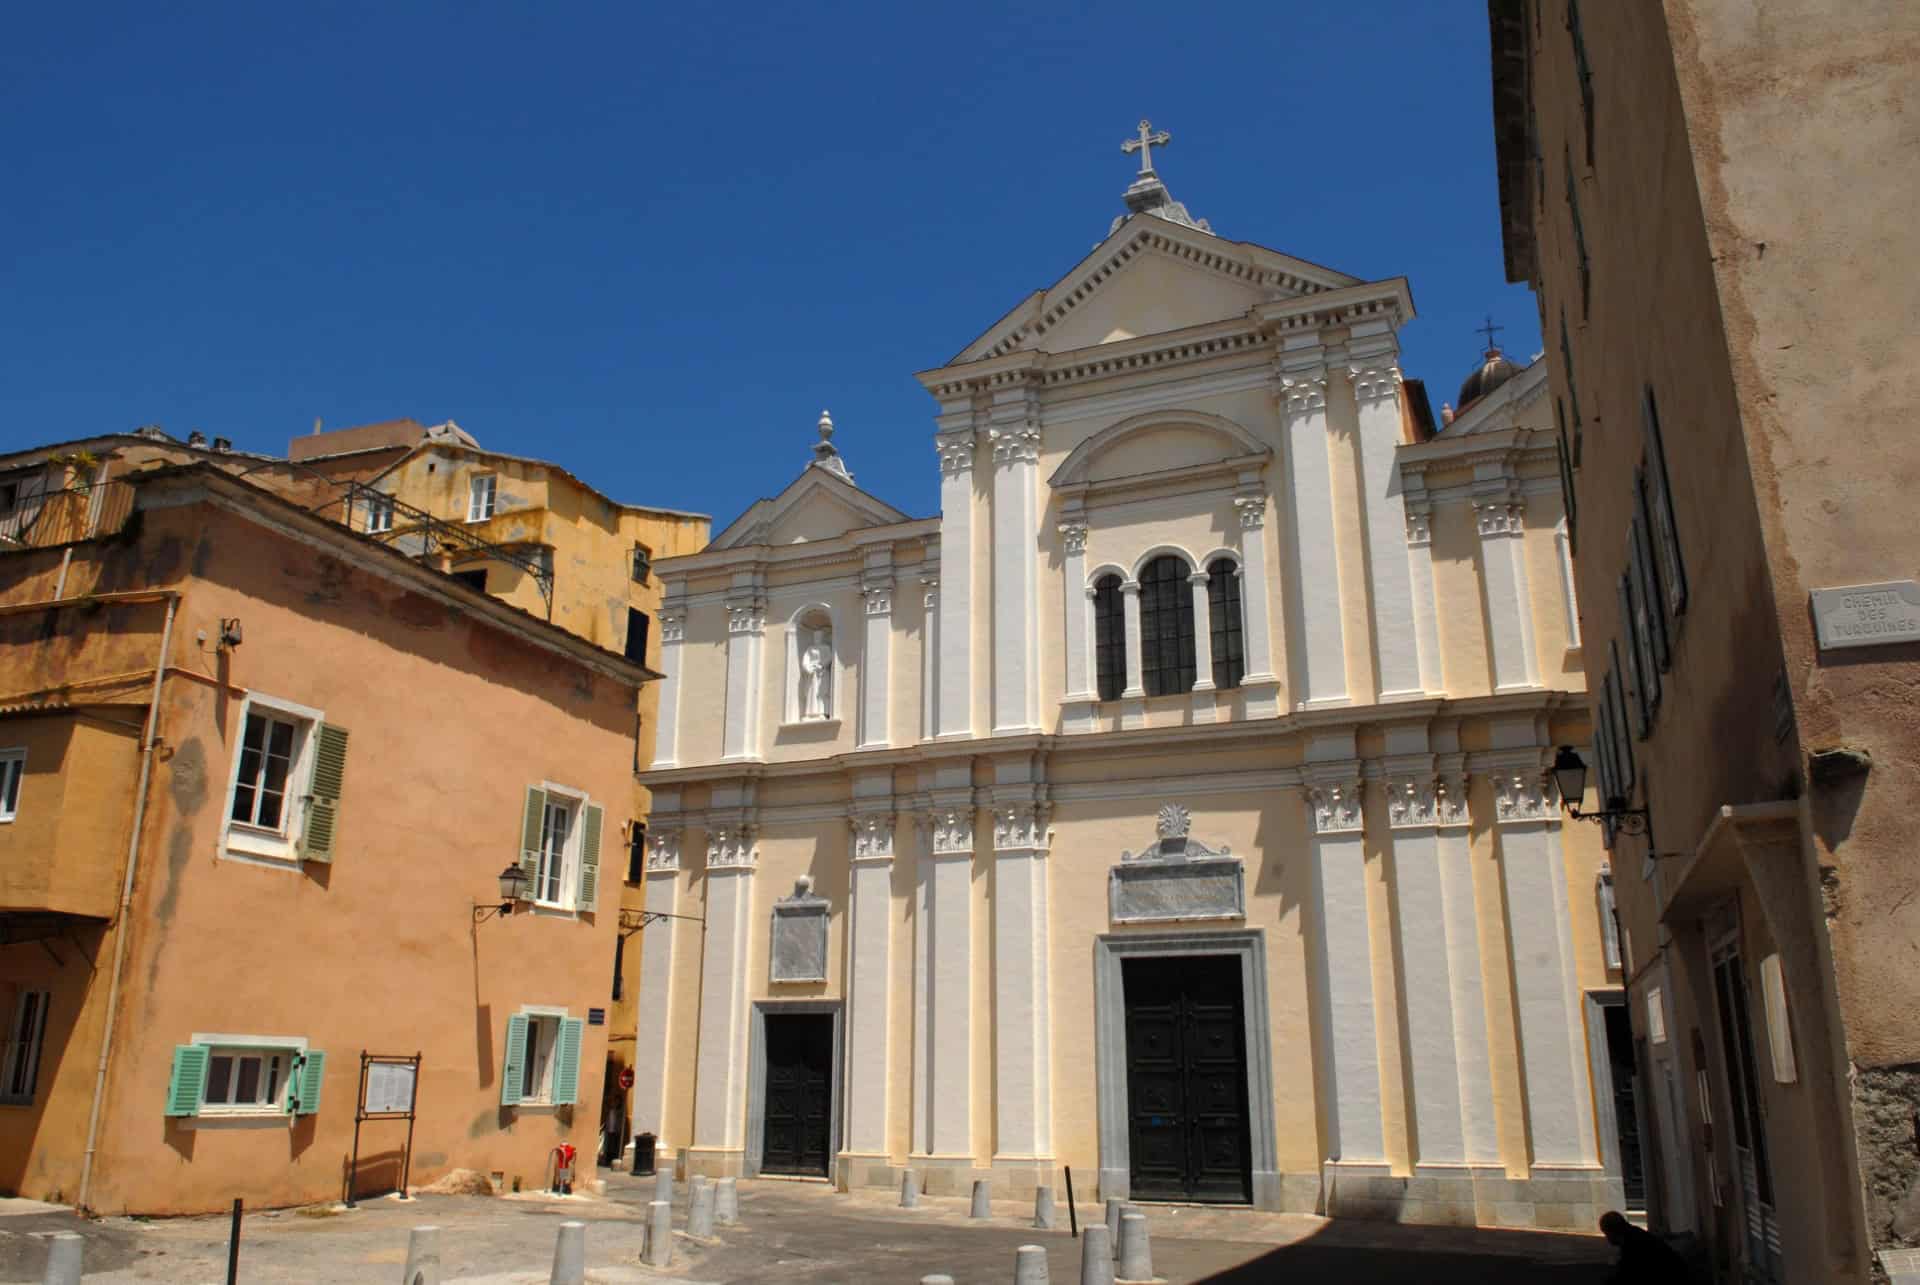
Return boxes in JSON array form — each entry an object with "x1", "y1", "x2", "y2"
[{"x1": 618, "y1": 1067, "x2": 635, "y2": 1090}]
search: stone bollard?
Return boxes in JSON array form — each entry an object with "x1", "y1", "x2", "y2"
[
  {"x1": 1104, "y1": 1198, "x2": 1123, "y2": 1254},
  {"x1": 653, "y1": 1162, "x2": 674, "y2": 1206},
  {"x1": 970, "y1": 1178, "x2": 992, "y2": 1219},
  {"x1": 644, "y1": 1199, "x2": 673, "y2": 1267},
  {"x1": 687, "y1": 1176, "x2": 716, "y2": 1238},
  {"x1": 549, "y1": 1221, "x2": 586, "y2": 1285},
  {"x1": 1033, "y1": 1185, "x2": 1056, "y2": 1230},
  {"x1": 1015, "y1": 1243, "x2": 1051, "y2": 1285},
  {"x1": 920, "y1": 1277, "x2": 955, "y2": 1285},
  {"x1": 899, "y1": 1170, "x2": 920, "y2": 1208},
  {"x1": 716, "y1": 1176, "x2": 739, "y2": 1225},
  {"x1": 1079, "y1": 1224, "x2": 1115, "y2": 1285},
  {"x1": 1116, "y1": 1212, "x2": 1152, "y2": 1283},
  {"x1": 41, "y1": 1231, "x2": 83, "y2": 1285},
  {"x1": 402, "y1": 1225, "x2": 442, "y2": 1285}
]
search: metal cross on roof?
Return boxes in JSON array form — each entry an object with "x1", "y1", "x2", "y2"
[
  {"x1": 1477, "y1": 314, "x2": 1505, "y2": 351},
  {"x1": 1122, "y1": 119, "x2": 1171, "y2": 176}
]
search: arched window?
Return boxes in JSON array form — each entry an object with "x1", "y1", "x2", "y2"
[
  {"x1": 1093, "y1": 574, "x2": 1125, "y2": 701},
  {"x1": 1139, "y1": 555, "x2": 1196, "y2": 697},
  {"x1": 1208, "y1": 559, "x2": 1245, "y2": 690}
]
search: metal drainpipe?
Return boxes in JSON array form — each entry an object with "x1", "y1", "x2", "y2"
[{"x1": 75, "y1": 593, "x2": 178, "y2": 1213}]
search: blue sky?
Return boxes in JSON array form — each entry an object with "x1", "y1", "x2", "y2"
[{"x1": 1, "y1": 2, "x2": 1536, "y2": 529}]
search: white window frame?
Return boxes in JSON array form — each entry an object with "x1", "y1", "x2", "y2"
[
  {"x1": 219, "y1": 694, "x2": 324, "y2": 868},
  {"x1": 188, "y1": 1031, "x2": 307, "y2": 1121},
  {"x1": 1, "y1": 989, "x2": 50, "y2": 1105},
  {"x1": 0, "y1": 748, "x2": 24, "y2": 822},
  {"x1": 516, "y1": 1005, "x2": 567, "y2": 1108},
  {"x1": 467, "y1": 475, "x2": 497, "y2": 523},
  {"x1": 365, "y1": 492, "x2": 395, "y2": 534},
  {"x1": 533, "y1": 782, "x2": 586, "y2": 912}
]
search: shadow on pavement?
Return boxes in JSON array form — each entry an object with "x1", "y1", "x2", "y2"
[{"x1": 1195, "y1": 1221, "x2": 1614, "y2": 1284}]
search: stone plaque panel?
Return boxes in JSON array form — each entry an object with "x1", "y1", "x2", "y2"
[
  {"x1": 1810, "y1": 580, "x2": 1920, "y2": 650},
  {"x1": 770, "y1": 884, "x2": 830, "y2": 983},
  {"x1": 1109, "y1": 856, "x2": 1245, "y2": 924}
]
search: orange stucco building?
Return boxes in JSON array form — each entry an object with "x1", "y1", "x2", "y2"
[{"x1": 0, "y1": 462, "x2": 653, "y2": 1213}]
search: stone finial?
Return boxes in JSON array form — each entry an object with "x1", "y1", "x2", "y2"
[{"x1": 810, "y1": 408, "x2": 853, "y2": 481}]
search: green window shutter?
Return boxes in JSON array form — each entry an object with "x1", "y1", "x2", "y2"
[
  {"x1": 519, "y1": 787, "x2": 547, "y2": 892},
  {"x1": 298, "y1": 724, "x2": 350, "y2": 864},
  {"x1": 553, "y1": 1018, "x2": 584, "y2": 1106},
  {"x1": 287, "y1": 1050, "x2": 326, "y2": 1115},
  {"x1": 500, "y1": 1014, "x2": 529, "y2": 1106},
  {"x1": 576, "y1": 804, "x2": 603, "y2": 911},
  {"x1": 165, "y1": 1044, "x2": 209, "y2": 1117}
]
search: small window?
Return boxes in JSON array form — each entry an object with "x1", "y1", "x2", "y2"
[
  {"x1": 231, "y1": 711, "x2": 302, "y2": 833},
  {"x1": 1, "y1": 990, "x2": 49, "y2": 1104},
  {"x1": 522, "y1": 1015, "x2": 560, "y2": 1103},
  {"x1": 538, "y1": 798, "x2": 575, "y2": 906},
  {"x1": 1093, "y1": 575, "x2": 1125, "y2": 701},
  {"x1": 627, "y1": 825, "x2": 646, "y2": 883},
  {"x1": 202, "y1": 1047, "x2": 290, "y2": 1112},
  {"x1": 0, "y1": 748, "x2": 23, "y2": 821},
  {"x1": 631, "y1": 544, "x2": 652, "y2": 584},
  {"x1": 517, "y1": 786, "x2": 602, "y2": 914},
  {"x1": 625, "y1": 608, "x2": 650, "y2": 664},
  {"x1": 1138, "y1": 555, "x2": 1196, "y2": 698},
  {"x1": 0, "y1": 480, "x2": 18, "y2": 518},
  {"x1": 365, "y1": 493, "x2": 394, "y2": 534},
  {"x1": 612, "y1": 936, "x2": 626, "y2": 1002},
  {"x1": 467, "y1": 475, "x2": 497, "y2": 523},
  {"x1": 1206, "y1": 560, "x2": 1244, "y2": 691},
  {"x1": 451, "y1": 568, "x2": 488, "y2": 593}
]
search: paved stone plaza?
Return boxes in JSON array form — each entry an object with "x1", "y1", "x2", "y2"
[{"x1": 0, "y1": 1171, "x2": 1617, "y2": 1283}]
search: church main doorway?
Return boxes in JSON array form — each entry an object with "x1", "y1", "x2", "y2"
[
  {"x1": 1122, "y1": 954, "x2": 1252, "y2": 1202},
  {"x1": 760, "y1": 1013, "x2": 833, "y2": 1176}
]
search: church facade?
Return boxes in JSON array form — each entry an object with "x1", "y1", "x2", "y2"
[{"x1": 631, "y1": 133, "x2": 1628, "y2": 1227}]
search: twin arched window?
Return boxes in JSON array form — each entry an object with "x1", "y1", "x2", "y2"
[{"x1": 1093, "y1": 555, "x2": 1244, "y2": 700}]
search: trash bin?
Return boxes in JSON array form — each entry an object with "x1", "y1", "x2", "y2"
[{"x1": 632, "y1": 1132, "x2": 657, "y2": 1175}]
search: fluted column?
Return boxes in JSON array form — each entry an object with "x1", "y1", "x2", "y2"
[
  {"x1": 935, "y1": 429, "x2": 976, "y2": 738},
  {"x1": 721, "y1": 598, "x2": 765, "y2": 762},
  {"x1": 990, "y1": 392, "x2": 1043, "y2": 735},
  {"x1": 991, "y1": 800, "x2": 1053, "y2": 1184},
  {"x1": 1475, "y1": 497, "x2": 1540, "y2": 692},
  {"x1": 1305, "y1": 767, "x2": 1383, "y2": 1163},
  {"x1": 1232, "y1": 493, "x2": 1282, "y2": 717},
  {"x1": 842, "y1": 808, "x2": 895, "y2": 1163},
  {"x1": 1491, "y1": 770, "x2": 1597, "y2": 1168},
  {"x1": 858, "y1": 576, "x2": 893, "y2": 749},
  {"x1": 1348, "y1": 360, "x2": 1427, "y2": 699},
  {"x1": 1279, "y1": 368, "x2": 1348, "y2": 708},
  {"x1": 650, "y1": 609, "x2": 686, "y2": 768}
]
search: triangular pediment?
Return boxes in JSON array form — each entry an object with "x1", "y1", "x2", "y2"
[
  {"x1": 708, "y1": 465, "x2": 912, "y2": 551},
  {"x1": 951, "y1": 215, "x2": 1362, "y2": 365}
]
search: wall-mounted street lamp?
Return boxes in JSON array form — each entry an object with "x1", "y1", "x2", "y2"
[
  {"x1": 473, "y1": 864, "x2": 531, "y2": 924},
  {"x1": 1552, "y1": 745, "x2": 1650, "y2": 835}
]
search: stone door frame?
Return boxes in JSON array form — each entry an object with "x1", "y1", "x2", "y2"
[
  {"x1": 1093, "y1": 929, "x2": 1280, "y2": 1209},
  {"x1": 744, "y1": 999, "x2": 844, "y2": 1181}
]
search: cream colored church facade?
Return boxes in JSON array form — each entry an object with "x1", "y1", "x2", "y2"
[{"x1": 632, "y1": 141, "x2": 1630, "y2": 1228}]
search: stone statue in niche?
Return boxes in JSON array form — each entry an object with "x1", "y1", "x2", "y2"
[{"x1": 800, "y1": 627, "x2": 832, "y2": 719}]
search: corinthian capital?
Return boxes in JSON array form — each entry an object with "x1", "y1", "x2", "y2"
[
  {"x1": 1058, "y1": 522, "x2": 1089, "y2": 556},
  {"x1": 1277, "y1": 372, "x2": 1329, "y2": 417},
  {"x1": 935, "y1": 435, "x2": 974, "y2": 478},
  {"x1": 1348, "y1": 363, "x2": 1404, "y2": 405},
  {"x1": 1305, "y1": 779, "x2": 1364, "y2": 835},
  {"x1": 989, "y1": 426, "x2": 1041, "y2": 466}
]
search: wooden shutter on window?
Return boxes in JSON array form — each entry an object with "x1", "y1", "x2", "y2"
[
  {"x1": 287, "y1": 1050, "x2": 326, "y2": 1115},
  {"x1": 165, "y1": 1045, "x2": 209, "y2": 1117},
  {"x1": 500, "y1": 1014, "x2": 529, "y2": 1106},
  {"x1": 576, "y1": 804, "x2": 603, "y2": 912},
  {"x1": 298, "y1": 725, "x2": 350, "y2": 863},
  {"x1": 553, "y1": 1018, "x2": 584, "y2": 1105},
  {"x1": 519, "y1": 787, "x2": 547, "y2": 890}
]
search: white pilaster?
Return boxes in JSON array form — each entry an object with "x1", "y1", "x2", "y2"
[
  {"x1": 650, "y1": 609, "x2": 685, "y2": 768},
  {"x1": 991, "y1": 800, "x2": 1053, "y2": 1168},
  {"x1": 1348, "y1": 361, "x2": 1426, "y2": 699},
  {"x1": 1186, "y1": 570, "x2": 1216, "y2": 722},
  {"x1": 1405, "y1": 506, "x2": 1446, "y2": 696},
  {"x1": 1232, "y1": 493, "x2": 1282, "y2": 717},
  {"x1": 721, "y1": 598, "x2": 765, "y2": 762},
  {"x1": 935, "y1": 430, "x2": 976, "y2": 738},
  {"x1": 1278, "y1": 363, "x2": 1348, "y2": 708},
  {"x1": 1436, "y1": 777, "x2": 1498, "y2": 1164},
  {"x1": 1118, "y1": 580, "x2": 1145, "y2": 728},
  {"x1": 691, "y1": 826, "x2": 756, "y2": 1160},
  {"x1": 858, "y1": 575, "x2": 893, "y2": 749},
  {"x1": 630, "y1": 828, "x2": 682, "y2": 1146},
  {"x1": 1305, "y1": 769, "x2": 1383, "y2": 1163},
  {"x1": 1491, "y1": 771, "x2": 1598, "y2": 1167},
  {"x1": 1475, "y1": 499, "x2": 1540, "y2": 692},
  {"x1": 843, "y1": 808, "x2": 894, "y2": 1158},
  {"x1": 989, "y1": 392, "x2": 1042, "y2": 735},
  {"x1": 915, "y1": 800, "x2": 975, "y2": 1161},
  {"x1": 1059, "y1": 522, "x2": 1095, "y2": 732},
  {"x1": 919, "y1": 573, "x2": 939, "y2": 742}
]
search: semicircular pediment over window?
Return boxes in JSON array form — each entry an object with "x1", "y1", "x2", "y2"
[{"x1": 1049, "y1": 410, "x2": 1270, "y2": 494}]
